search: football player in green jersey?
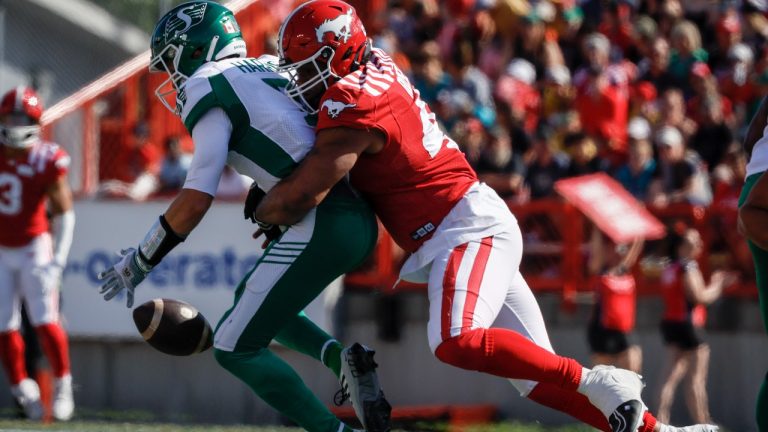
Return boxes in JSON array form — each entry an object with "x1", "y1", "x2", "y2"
[
  {"x1": 97, "y1": 2, "x2": 390, "y2": 431},
  {"x1": 739, "y1": 94, "x2": 768, "y2": 432}
]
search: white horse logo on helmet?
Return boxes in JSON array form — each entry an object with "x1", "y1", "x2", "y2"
[
  {"x1": 322, "y1": 99, "x2": 356, "y2": 118},
  {"x1": 315, "y1": 9, "x2": 353, "y2": 43}
]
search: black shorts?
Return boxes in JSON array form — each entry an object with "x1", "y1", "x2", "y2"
[
  {"x1": 587, "y1": 319, "x2": 632, "y2": 355},
  {"x1": 660, "y1": 320, "x2": 705, "y2": 350}
]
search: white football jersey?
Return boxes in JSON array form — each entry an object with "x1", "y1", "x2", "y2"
[
  {"x1": 747, "y1": 120, "x2": 768, "y2": 177},
  {"x1": 180, "y1": 55, "x2": 315, "y2": 192}
]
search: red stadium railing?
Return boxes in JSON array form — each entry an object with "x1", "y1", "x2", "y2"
[{"x1": 344, "y1": 199, "x2": 757, "y2": 307}]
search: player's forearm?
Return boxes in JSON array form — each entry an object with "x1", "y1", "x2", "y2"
[
  {"x1": 254, "y1": 182, "x2": 321, "y2": 226},
  {"x1": 163, "y1": 188, "x2": 214, "y2": 235}
]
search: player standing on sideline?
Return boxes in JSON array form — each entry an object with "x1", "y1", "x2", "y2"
[
  {"x1": 250, "y1": 1, "x2": 718, "y2": 431},
  {"x1": 738, "y1": 94, "x2": 768, "y2": 432},
  {"x1": 97, "y1": 3, "x2": 390, "y2": 431},
  {"x1": 0, "y1": 87, "x2": 75, "y2": 421}
]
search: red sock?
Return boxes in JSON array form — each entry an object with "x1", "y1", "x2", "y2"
[
  {"x1": 434, "y1": 327, "x2": 583, "y2": 390},
  {"x1": 640, "y1": 411, "x2": 657, "y2": 432},
  {"x1": 35, "y1": 323, "x2": 70, "y2": 378},
  {"x1": 0, "y1": 331, "x2": 28, "y2": 385},
  {"x1": 528, "y1": 382, "x2": 611, "y2": 431}
]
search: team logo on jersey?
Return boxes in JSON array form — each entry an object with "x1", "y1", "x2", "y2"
[
  {"x1": 164, "y1": 3, "x2": 207, "y2": 42},
  {"x1": 321, "y1": 99, "x2": 356, "y2": 118},
  {"x1": 315, "y1": 9, "x2": 353, "y2": 43}
]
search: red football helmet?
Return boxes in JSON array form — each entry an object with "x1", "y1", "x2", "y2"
[
  {"x1": 277, "y1": 0, "x2": 370, "y2": 113},
  {"x1": 0, "y1": 87, "x2": 43, "y2": 149}
]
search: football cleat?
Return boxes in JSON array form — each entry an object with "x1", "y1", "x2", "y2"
[
  {"x1": 579, "y1": 365, "x2": 646, "y2": 432},
  {"x1": 10, "y1": 378, "x2": 43, "y2": 421},
  {"x1": 52, "y1": 374, "x2": 75, "y2": 421},
  {"x1": 667, "y1": 424, "x2": 719, "y2": 432},
  {"x1": 338, "y1": 343, "x2": 392, "y2": 432}
]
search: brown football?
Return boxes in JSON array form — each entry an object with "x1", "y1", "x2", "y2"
[{"x1": 132, "y1": 298, "x2": 213, "y2": 356}]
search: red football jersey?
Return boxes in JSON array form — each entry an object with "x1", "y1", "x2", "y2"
[
  {"x1": 0, "y1": 141, "x2": 70, "y2": 247},
  {"x1": 317, "y1": 49, "x2": 478, "y2": 252},
  {"x1": 596, "y1": 274, "x2": 636, "y2": 332},
  {"x1": 661, "y1": 261, "x2": 707, "y2": 326}
]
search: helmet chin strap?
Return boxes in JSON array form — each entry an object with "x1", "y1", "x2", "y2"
[
  {"x1": 205, "y1": 36, "x2": 220, "y2": 62},
  {"x1": 349, "y1": 39, "x2": 372, "y2": 73}
]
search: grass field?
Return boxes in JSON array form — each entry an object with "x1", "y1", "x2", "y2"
[{"x1": 0, "y1": 419, "x2": 595, "y2": 432}]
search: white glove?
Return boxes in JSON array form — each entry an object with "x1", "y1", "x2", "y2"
[{"x1": 98, "y1": 248, "x2": 152, "y2": 308}]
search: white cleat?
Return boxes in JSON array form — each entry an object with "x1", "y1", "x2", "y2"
[
  {"x1": 338, "y1": 343, "x2": 392, "y2": 432},
  {"x1": 52, "y1": 374, "x2": 75, "y2": 421},
  {"x1": 10, "y1": 378, "x2": 43, "y2": 421},
  {"x1": 579, "y1": 365, "x2": 646, "y2": 432}
]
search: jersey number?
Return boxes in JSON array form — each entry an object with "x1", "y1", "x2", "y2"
[{"x1": 0, "y1": 173, "x2": 22, "y2": 216}]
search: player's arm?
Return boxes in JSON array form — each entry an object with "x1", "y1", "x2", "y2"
[
  {"x1": 99, "y1": 108, "x2": 229, "y2": 307},
  {"x1": 743, "y1": 95, "x2": 768, "y2": 158},
  {"x1": 253, "y1": 126, "x2": 384, "y2": 226},
  {"x1": 46, "y1": 173, "x2": 75, "y2": 268},
  {"x1": 739, "y1": 171, "x2": 768, "y2": 250}
]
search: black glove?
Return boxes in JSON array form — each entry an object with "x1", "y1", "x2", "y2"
[
  {"x1": 244, "y1": 182, "x2": 266, "y2": 223},
  {"x1": 243, "y1": 182, "x2": 285, "y2": 248}
]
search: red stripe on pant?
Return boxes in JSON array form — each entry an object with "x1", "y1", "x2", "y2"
[
  {"x1": 0, "y1": 331, "x2": 28, "y2": 385},
  {"x1": 461, "y1": 237, "x2": 493, "y2": 331},
  {"x1": 441, "y1": 243, "x2": 468, "y2": 341}
]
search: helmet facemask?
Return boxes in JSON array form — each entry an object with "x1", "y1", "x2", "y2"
[
  {"x1": 279, "y1": 46, "x2": 338, "y2": 114},
  {"x1": 0, "y1": 114, "x2": 40, "y2": 149},
  {"x1": 150, "y1": 43, "x2": 191, "y2": 115}
]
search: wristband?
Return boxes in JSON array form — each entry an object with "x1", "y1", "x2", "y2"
[{"x1": 137, "y1": 215, "x2": 187, "y2": 266}]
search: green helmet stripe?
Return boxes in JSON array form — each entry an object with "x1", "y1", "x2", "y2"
[{"x1": 208, "y1": 74, "x2": 298, "y2": 179}]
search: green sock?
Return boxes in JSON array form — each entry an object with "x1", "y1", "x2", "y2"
[
  {"x1": 215, "y1": 348, "x2": 343, "y2": 432},
  {"x1": 275, "y1": 312, "x2": 343, "y2": 377},
  {"x1": 758, "y1": 371, "x2": 768, "y2": 432}
]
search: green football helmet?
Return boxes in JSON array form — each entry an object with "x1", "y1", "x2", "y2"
[{"x1": 150, "y1": 1, "x2": 247, "y2": 114}]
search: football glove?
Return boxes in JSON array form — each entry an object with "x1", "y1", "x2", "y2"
[
  {"x1": 243, "y1": 182, "x2": 266, "y2": 223},
  {"x1": 98, "y1": 248, "x2": 153, "y2": 308},
  {"x1": 243, "y1": 182, "x2": 286, "y2": 248}
]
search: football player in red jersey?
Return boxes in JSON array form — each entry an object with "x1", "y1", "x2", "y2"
[
  {"x1": 249, "y1": 2, "x2": 718, "y2": 432},
  {"x1": 0, "y1": 87, "x2": 75, "y2": 421}
]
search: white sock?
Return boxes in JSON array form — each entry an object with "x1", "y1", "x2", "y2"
[{"x1": 577, "y1": 367, "x2": 592, "y2": 393}]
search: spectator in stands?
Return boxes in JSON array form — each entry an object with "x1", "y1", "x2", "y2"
[
  {"x1": 573, "y1": 33, "x2": 631, "y2": 165},
  {"x1": 411, "y1": 41, "x2": 453, "y2": 106},
  {"x1": 495, "y1": 58, "x2": 541, "y2": 134},
  {"x1": 687, "y1": 63, "x2": 734, "y2": 128},
  {"x1": 688, "y1": 96, "x2": 734, "y2": 172},
  {"x1": 718, "y1": 43, "x2": 758, "y2": 127},
  {"x1": 587, "y1": 228, "x2": 644, "y2": 374},
  {"x1": 475, "y1": 125, "x2": 527, "y2": 201},
  {"x1": 668, "y1": 20, "x2": 708, "y2": 93},
  {"x1": 657, "y1": 88, "x2": 697, "y2": 140},
  {"x1": 615, "y1": 117, "x2": 657, "y2": 201},
  {"x1": 564, "y1": 131, "x2": 609, "y2": 177},
  {"x1": 656, "y1": 226, "x2": 735, "y2": 424},
  {"x1": 98, "y1": 122, "x2": 160, "y2": 200},
  {"x1": 157, "y1": 136, "x2": 192, "y2": 194},
  {"x1": 637, "y1": 36, "x2": 676, "y2": 94},
  {"x1": 709, "y1": 9, "x2": 743, "y2": 77},
  {"x1": 648, "y1": 126, "x2": 712, "y2": 208},
  {"x1": 525, "y1": 127, "x2": 568, "y2": 200}
]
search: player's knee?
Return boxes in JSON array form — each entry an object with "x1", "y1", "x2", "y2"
[
  {"x1": 214, "y1": 347, "x2": 265, "y2": 371},
  {"x1": 433, "y1": 328, "x2": 487, "y2": 370}
]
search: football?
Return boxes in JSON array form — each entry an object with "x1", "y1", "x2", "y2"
[{"x1": 132, "y1": 298, "x2": 213, "y2": 356}]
